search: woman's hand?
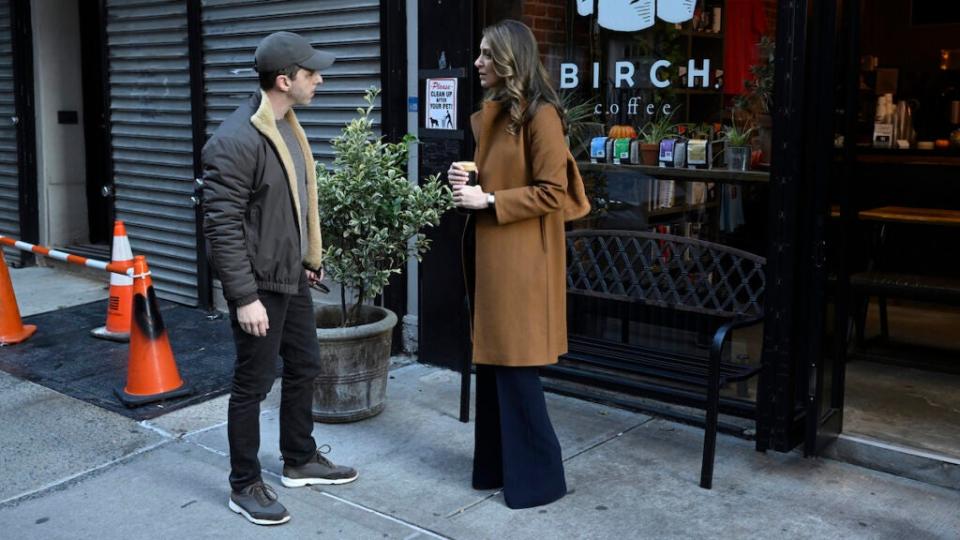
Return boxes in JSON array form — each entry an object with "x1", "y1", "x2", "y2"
[
  {"x1": 447, "y1": 162, "x2": 470, "y2": 187},
  {"x1": 452, "y1": 184, "x2": 489, "y2": 210}
]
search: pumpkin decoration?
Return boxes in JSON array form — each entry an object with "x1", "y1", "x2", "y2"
[{"x1": 608, "y1": 124, "x2": 637, "y2": 139}]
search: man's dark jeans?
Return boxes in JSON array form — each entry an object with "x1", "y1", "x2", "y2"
[{"x1": 227, "y1": 272, "x2": 320, "y2": 492}]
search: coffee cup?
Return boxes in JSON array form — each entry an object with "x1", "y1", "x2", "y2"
[{"x1": 454, "y1": 161, "x2": 477, "y2": 186}]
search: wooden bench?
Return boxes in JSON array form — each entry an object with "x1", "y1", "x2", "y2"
[
  {"x1": 852, "y1": 207, "x2": 960, "y2": 343},
  {"x1": 558, "y1": 230, "x2": 767, "y2": 489}
]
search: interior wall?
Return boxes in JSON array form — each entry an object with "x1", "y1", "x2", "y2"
[
  {"x1": 861, "y1": 0, "x2": 960, "y2": 75},
  {"x1": 31, "y1": 0, "x2": 87, "y2": 247}
]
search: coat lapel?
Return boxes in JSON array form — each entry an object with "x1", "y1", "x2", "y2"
[{"x1": 248, "y1": 91, "x2": 324, "y2": 269}]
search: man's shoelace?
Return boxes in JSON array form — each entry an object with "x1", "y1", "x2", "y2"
[
  {"x1": 248, "y1": 482, "x2": 278, "y2": 506},
  {"x1": 313, "y1": 444, "x2": 334, "y2": 467},
  {"x1": 279, "y1": 444, "x2": 335, "y2": 467}
]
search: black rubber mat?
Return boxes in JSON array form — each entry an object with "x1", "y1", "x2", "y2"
[{"x1": 0, "y1": 300, "x2": 237, "y2": 420}]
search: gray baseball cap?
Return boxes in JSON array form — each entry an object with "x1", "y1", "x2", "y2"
[{"x1": 254, "y1": 31, "x2": 336, "y2": 73}]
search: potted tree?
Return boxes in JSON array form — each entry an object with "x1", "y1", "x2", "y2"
[
  {"x1": 638, "y1": 111, "x2": 677, "y2": 165},
  {"x1": 313, "y1": 88, "x2": 454, "y2": 422}
]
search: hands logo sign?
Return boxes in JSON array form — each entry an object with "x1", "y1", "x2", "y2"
[
  {"x1": 562, "y1": 1, "x2": 715, "y2": 96},
  {"x1": 576, "y1": 0, "x2": 696, "y2": 32}
]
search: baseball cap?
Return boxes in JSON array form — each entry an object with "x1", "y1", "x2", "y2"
[{"x1": 254, "y1": 31, "x2": 336, "y2": 73}]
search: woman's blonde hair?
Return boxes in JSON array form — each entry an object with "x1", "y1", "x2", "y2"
[{"x1": 482, "y1": 19, "x2": 566, "y2": 135}]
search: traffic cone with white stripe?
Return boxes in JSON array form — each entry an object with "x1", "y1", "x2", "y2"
[
  {"x1": 115, "y1": 255, "x2": 191, "y2": 406},
  {"x1": 0, "y1": 248, "x2": 36, "y2": 344},
  {"x1": 91, "y1": 221, "x2": 134, "y2": 342}
]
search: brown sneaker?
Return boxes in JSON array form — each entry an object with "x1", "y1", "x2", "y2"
[
  {"x1": 228, "y1": 481, "x2": 290, "y2": 526},
  {"x1": 281, "y1": 445, "x2": 359, "y2": 487}
]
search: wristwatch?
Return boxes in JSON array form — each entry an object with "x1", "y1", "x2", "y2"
[{"x1": 486, "y1": 192, "x2": 495, "y2": 207}]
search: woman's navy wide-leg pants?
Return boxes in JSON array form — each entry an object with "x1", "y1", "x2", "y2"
[{"x1": 472, "y1": 364, "x2": 567, "y2": 509}]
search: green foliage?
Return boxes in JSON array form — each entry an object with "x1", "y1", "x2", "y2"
[
  {"x1": 639, "y1": 107, "x2": 678, "y2": 143},
  {"x1": 721, "y1": 109, "x2": 755, "y2": 147},
  {"x1": 316, "y1": 87, "x2": 454, "y2": 326},
  {"x1": 560, "y1": 91, "x2": 602, "y2": 159},
  {"x1": 735, "y1": 35, "x2": 775, "y2": 114}
]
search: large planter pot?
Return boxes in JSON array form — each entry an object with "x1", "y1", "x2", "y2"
[
  {"x1": 640, "y1": 142, "x2": 660, "y2": 165},
  {"x1": 313, "y1": 304, "x2": 398, "y2": 423}
]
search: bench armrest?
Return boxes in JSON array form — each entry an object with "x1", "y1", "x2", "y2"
[{"x1": 710, "y1": 315, "x2": 764, "y2": 366}]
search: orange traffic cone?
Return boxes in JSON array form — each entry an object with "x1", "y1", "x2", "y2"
[
  {"x1": 115, "y1": 256, "x2": 191, "y2": 407},
  {"x1": 91, "y1": 221, "x2": 134, "y2": 342},
  {"x1": 0, "y1": 249, "x2": 37, "y2": 345}
]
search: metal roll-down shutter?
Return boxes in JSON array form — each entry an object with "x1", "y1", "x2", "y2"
[{"x1": 105, "y1": 0, "x2": 198, "y2": 305}]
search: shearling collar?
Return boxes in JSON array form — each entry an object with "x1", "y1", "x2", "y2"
[{"x1": 249, "y1": 90, "x2": 324, "y2": 270}]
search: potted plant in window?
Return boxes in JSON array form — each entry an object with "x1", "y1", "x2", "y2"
[
  {"x1": 638, "y1": 110, "x2": 677, "y2": 166},
  {"x1": 560, "y1": 91, "x2": 603, "y2": 160},
  {"x1": 313, "y1": 87, "x2": 454, "y2": 422}
]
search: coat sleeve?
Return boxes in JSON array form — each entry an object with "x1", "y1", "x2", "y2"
[
  {"x1": 201, "y1": 136, "x2": 259, "y2": 307},
  {"x1": 492, "y1": 105, "x2": 567, "y2": 225}
]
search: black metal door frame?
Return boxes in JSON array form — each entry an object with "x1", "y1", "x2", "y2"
[
  {"x1": 416, "y1": 0, "x2": 477, "y2": 371},
  {"x1": 187, "y1": 1, "x2": 212, "y2": 311},
  {"x1": 10, "y1": 0, "x2": 37, "y2": 265},
  {"x1": 755, "y1": 0, "x2": 814, "y2": 453},
  {"x1": 799, "y1": 0, "x2": 847, "y2": 456},
  {"x1": 381, "y1": 0, "x2": 409, "y2": 354}
]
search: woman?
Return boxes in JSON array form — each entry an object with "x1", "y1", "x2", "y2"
[{"x1": 447, "y1": 19, "x2": 588, "y2": 510}]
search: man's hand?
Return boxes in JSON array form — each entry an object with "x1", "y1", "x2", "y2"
[
  {"x1": 237, "y1": 300, "x2": 269, "y2": 337},
  {"x1": 306, "y1": 268, "x2": 324, "y2": 284}
]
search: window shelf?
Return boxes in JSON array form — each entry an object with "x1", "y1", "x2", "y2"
[{"x1": 577, "y1": 162, "x2": 770, "y2": 184}]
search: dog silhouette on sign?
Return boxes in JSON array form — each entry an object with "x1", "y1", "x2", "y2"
[{"x1": 429, "y1": 116, "x2": 439, "y2": 128}]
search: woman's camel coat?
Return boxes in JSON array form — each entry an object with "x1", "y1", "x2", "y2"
[{"x1": 469, "y1": 100, "x2": 587, "y2": 367}]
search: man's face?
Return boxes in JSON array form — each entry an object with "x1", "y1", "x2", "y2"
[{"x1": 282, "y1": 67, "x2": 323, "y2": 105}]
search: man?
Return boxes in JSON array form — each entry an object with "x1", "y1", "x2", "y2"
[{"x1": 202, "y1": 31, "x2": 358, "y2": 526}]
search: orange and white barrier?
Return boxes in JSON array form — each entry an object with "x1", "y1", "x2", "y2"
[{"x1": 0, "y1": 236, "x2": 136, "y2": 278}]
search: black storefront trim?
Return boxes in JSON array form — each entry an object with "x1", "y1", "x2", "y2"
[
  {"x1": 380, "y1": 0, "x2": 408, "y2": 353},
  {"x1": 187, "y1": 0, "x2": 211, "y2": 311},
  {"x1": 11, "y1": 0, "x2": 37, "y2": 264},
  {"x1": 755, "y1": 0, "x2": 811, "y2": 453}
]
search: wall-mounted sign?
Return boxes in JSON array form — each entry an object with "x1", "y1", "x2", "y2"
[
  {"x1": 577, "y1": 0, "x2": 695, "y2": 32},
  {"x1": 426, "y1": 78, "x2": 457, "y2": 130}
]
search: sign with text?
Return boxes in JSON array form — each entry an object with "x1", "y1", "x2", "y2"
[{"x1": 426, "y1": 78, "x2": 457, "y2": 130}]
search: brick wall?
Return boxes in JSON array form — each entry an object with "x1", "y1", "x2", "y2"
[{"x1": 521, "y1": 0, "x2": 568, "y2": 79}]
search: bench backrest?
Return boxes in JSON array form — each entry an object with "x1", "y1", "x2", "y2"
[{"x1": 566, "y1": 230, "x2": 766, "y2": 318}]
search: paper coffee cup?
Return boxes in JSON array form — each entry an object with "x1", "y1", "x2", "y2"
[{"x1": 454, "y1": 161, "x2": 477, "y2": 185}]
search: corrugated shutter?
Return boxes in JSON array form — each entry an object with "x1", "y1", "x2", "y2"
[
  {"x1": 105, "y1": 0, "x2": 198, "y2": 305},
  {"x1": 201, "y1": 0, "x2": 382, "y2": 165},
  {"x1": 0, "y1": 0, "x2": 20, "y2": 265}
]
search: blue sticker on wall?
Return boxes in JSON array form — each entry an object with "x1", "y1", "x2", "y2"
[{"x1": 408, "y1": 97, "x2": 419, "y2": 113}]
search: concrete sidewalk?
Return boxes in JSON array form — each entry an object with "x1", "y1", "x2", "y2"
[{"x1": 1, "y1": 267, "x2": 958, "y2": 539}]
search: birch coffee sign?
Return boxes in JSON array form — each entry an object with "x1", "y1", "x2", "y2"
[{"x1": 561, "y1": 0, "x2": 717, "y2": 117}]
